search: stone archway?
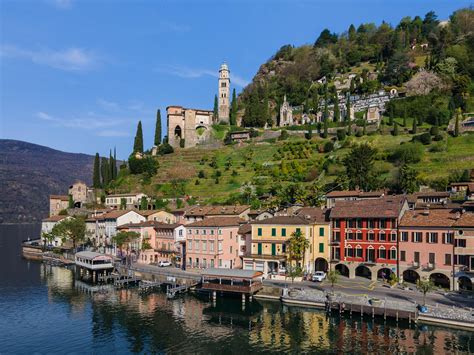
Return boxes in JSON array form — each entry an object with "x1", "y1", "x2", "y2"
[
  {"x1": 458, "y1": 276, "x2": 473, "y2": 291},
  {"x1": 335, "y1": 263, "x2": 349, "y2": 277},
  {"x1": 429, "y1": 273, "x2": 450, "y2": 290},
  {"x1": 174, "y1": 125, "x2": 182, "y2": 138},
  {"x1": 355, "y1": 265, "x2": 372, "y2": 279},
  {"x1": 315, "y1": 258, "x2": 328, "y2": 272},
  {"x1": 403, "y1": 269, "x2": 420, "y2": 284},
  {"x1": 377, "y1": 267, "x2": 394, "y2": 281}
]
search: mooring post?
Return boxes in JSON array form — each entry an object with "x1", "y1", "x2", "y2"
[{"x1": 213, "y1": 291, "x2": 217, "y2": 302}]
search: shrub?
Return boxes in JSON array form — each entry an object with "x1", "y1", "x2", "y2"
[
  {"x1": 429, "y1": 142, "x2": 446, "y2": 152},
  {"x1": 198, "y1": 170, "x2": 206, "y2": 178},
  {"x1": 128, "y1": 156, "x2": 158, "y2": 176},
  {"x1": 433, "y1": 133, "x2": 444, "y2": 141},
  {"x1": 336, "y1": 129, "x2": 346, "y2": 141},
  {"x1": 430, "y1": 126, "x2": 439, "y2": 136},
  {"x1": 389, "y1": 143, "x2": 424, "y2": 164},
  {"x1": 279, "y1": 130, "x2": 289, "y2": 140},
  {"x1": 355, "y1": 129, "x2": 363, "y2": 137},
  {"x1": 231, "y1": 170, "x2": 238, "y2": 177},
  {"x1": 195, "y1": 179, "x2": 200, "y2": 185},
  {"x1": 323, "y1": 141, "x2": 334, "y2": 153},
  {"x1": 179, "y1": 139, "x2": 185, "y2": 148},
  {"x1": 415, "y1": 132, "x2": 432, "y2": 145},
  {"x1": 157, "y1": 143, "x2": 174, "y2": 155}
]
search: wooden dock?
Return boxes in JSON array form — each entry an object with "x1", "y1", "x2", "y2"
[
  {"x1": 166, "y1": 283, "x2": 191, "y2": 298},
  {"x1": 139, "y1": 280, "x2": 163, "y2": 293}
]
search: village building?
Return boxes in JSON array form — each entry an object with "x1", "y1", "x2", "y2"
[
  {"x1": 185, "y1": 217, "x2": 244, "y2": 270},
  {"x1": 329, "y1": 195, "x2": 409, "y2": 280},
  {"x1": 49, "y1": 195, "x2": 69, "y2": 216},
  {"x1": 399, "y1": 209, "x2": 461, "y2": 290},
  {"x1": 325, "y1": 190, "x2": 385, "y2": 209},
  {"x1": 117, "y1": 220, "x2": 157, "y2": 263},
  {"x1": 218, "y1": 62, "x2": 230, "y2": 123},
  {"x1": 183, "y1": 205, "x2": 250, "y2": 224},
  {"x1": 139, "y1": 210, "x2": 176, "y2": 224},
  {"x1": 407, "y1": 191, "x2": 450, "y2": 209},
  {"x1": 41, "y1": 215, "x2": 70, "y2": 247},
  {"x1": 454, "y1": 212, "x2": 474, "y2": 291},
  {"x1": 247, "y1": 209, "x2": 274, "y2": 221},
  {"x1": 279, "y1": 95, "x2": 293, "y2": 126},
  {"x1": 68, "y1": 180, "x2": 88, "y2": 208},
  {"x1": 105, "y1": 193, "x2": 148, "y2": 210},
  {"x1": 228, "y1": 131, "x2": 250, "y2": 144},
  {"x1": 146, "y1": 223, "x2": 186, "y2": 266}
]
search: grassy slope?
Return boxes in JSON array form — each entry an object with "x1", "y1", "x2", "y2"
[{"x1": 112, "y1": 125, "x2": 474, "y2": 202}]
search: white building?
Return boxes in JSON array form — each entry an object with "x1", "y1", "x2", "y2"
[{"x1": 105, "y1": 193, "x2": 148, "y2": 209}]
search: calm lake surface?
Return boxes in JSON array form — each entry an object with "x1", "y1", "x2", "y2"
[{"x1": 1, "y1": 224, "x2": 473, "y2": 354}]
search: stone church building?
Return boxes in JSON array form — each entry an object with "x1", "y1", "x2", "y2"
[{"x1": 167, "y1": 63, "x2": 231, "y2": 149}]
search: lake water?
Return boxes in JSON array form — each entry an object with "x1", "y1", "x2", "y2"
[{"x1": 1, "y1": 224, "x2": 473, "y2": 353}]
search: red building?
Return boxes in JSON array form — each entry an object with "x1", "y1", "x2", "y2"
[{"x1": 329, "y1": 195, "x2": 408, "y2": 280}]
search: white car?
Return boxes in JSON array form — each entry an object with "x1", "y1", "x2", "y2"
[
  {"x1": 312, "y1": 271, "x2": 326, "y2": 282},
  {"x1": 158, "y1": 260, "x2": 172, "y2": 267}
]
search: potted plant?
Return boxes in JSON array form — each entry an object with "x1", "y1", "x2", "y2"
[{"x1": 388, "y1": 273, "x2": 399, "y2": 288}]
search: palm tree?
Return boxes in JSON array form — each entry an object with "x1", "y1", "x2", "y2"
[
  {"x1": 41, "y1": 232, "x2": 55, "y2": 251},
  {"x1": 113, "y1": 231, "x2": 140, "y2": 265},
  {"x1": 417, "y1": 277, "x2": 435, "y2": 306},
  {"x1": 288, "y1": 230, "x2": 310, "y2": 271}
]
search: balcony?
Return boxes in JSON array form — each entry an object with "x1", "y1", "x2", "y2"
[
  {"x1": 409, "y1": 261, "x2": 420, "y2": 269},
  {"x1": 329, "y1": 238, "x2": 341, "y2": 246},
  {"x1": 363, "y1": 260, "x2": 377, "y2": 266},
  {"x1": 330, "y1": 258, "x2": 340, "y2": 264},
  {"x1": 422, "y1": 262, "x2": 435, "y2": 271}
]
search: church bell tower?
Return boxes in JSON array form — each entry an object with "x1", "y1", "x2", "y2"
[{"x1": 218, "y1": 62, "x2": 230, "y2": 123}]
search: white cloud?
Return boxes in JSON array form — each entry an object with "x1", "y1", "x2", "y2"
[
  {"x1": 97, "y1": 98, "x2": 120, "y2": 112},
  {"x1": 157, "y1": 65, "x2": 250, "y2": 88},
  {"x1": 1, "y1": 45, "x2": 98, "y2": 71},
  {"x1": 36, "y1": 111, "x2": 127, "y2": 130},
  {"x1": 48, "y1": 0, "x2": 73, "y2": 9}
]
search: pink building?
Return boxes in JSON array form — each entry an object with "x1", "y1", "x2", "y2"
[
  {"x1": 399, "y1": 209, "x2": 460, "y2": 290},
  {"x1": 153, "y1": 223, "x2": 186, "y2": 266},
  {"x1": 117, "y1": 221, "x2": 156, "y2": 263},
  {"x1": 185, "y1": 217, "x2": 244, "y2": 269},
  {"x1": 454, "y1": 212, "x2": 474, "y2": 291}
]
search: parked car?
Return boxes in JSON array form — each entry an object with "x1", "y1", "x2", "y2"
[
  {"x1": 278, "y1": 266, "x2": 287, "y2": 274},
  {"x1": 312, "y1": 271, "x2": 326, "y2": 282},
  {"x1": 158, "y1": 260, "x2": 172, "y2": 267}
]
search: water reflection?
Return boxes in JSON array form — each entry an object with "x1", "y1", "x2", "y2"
[{"x1": 39, "y1": 265, "x2": 473, "y2": 354}]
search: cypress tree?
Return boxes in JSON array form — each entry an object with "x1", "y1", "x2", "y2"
[
  {"x1": 322, "y1": 117, "x2": 329, "y2": 138},
  {"x1": 101, "y1": 157, "x2": 110, "y2": 186},
  {"x1": 154, "y1": 109, "x2": 162, "y2": 146},
  {"x1": 93, "y1": 153, "x2": 101, "y2": 188},
  {"x1": 454, "y1": 109, "x2": 460, "y2": 137},
  {"x1": 333, "y1": 95, "x2": 340, "y2": 122},
  {"x1": 403, "y1": 107, "x2": 407, "y2": 127},
  {"x1": 230, "y1": 88, "x2": 237, "y2": 126},
  {"x1": 412, "y1": 116, "x2": 417, "y2": 134},
  {"x1": 362, "y1": 119, "x2": 367, "y2": 135},
  {"x1": 389, "y1": 105, "x2": 394, "y2": 126},
  {"x1": 133, "y1": 121, "x2": 144, "y2": 153},
  {"x1": 213, "y1": 95, "x2": 218, "y2": 122},
  {"x1": 393, "y1": 122, "x2": 399, "y2": 136},
  {"x1": 113, "y1": 147, "x2": 117, "y2": 178},
  {"x1": 347, "y1": 118, "x2": 352, "y2": 136},
  {"x1": 346, "y1": 96, "x2": 351, "y2": 121}
]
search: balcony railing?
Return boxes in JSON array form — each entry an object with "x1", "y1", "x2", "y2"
[
  {"x1": 329, "y1": 239, "x2": 340, "y2": 246},
  {"x1": 422, "y1": 262, "x2": 435, "y2": 271},
  {"x1": 410, "y1": 261, "x2": 420, "y2": 269}
]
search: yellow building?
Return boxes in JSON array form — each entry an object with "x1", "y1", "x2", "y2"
[{"x1": 243, "y1": 211, "x2": 330, "y2": 276}]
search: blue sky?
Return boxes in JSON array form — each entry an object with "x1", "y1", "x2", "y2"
[{"x1": 0, "y1": 0, "x2": 469, "y2": 158}]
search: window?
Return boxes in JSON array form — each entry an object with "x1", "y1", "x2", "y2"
[
  {"x1": 319, "y1": 227, "x2": 324, "y2": 237},
  {"x1": 456, "y1": 239, "x2": 466, "y2": 247},
  {"x1": 412, "y1": 232, "x2": 422, "y2": 243},
  {"x1": 218, "y1": 259, "x2": 222, "y2": 267},
  {"x1": 368, "y1": 231, "x2": 374, "y2": 241},
  {"x1": 203, "y1": 259, "x2": 207, "y2": 268},
  {"x1": 356, "y1": 219, "x2": 362, "y2": 228},
  {"x1": 345, "y1": 246, "x2": 354, "y2": 257},
  {"x1": 282, "y1": 243, "x2": 286, "y2": 253},
  {"x1": 211, "y1": 230, "x2": 214, "y2": 235},
  {"x1": 390, "y1": 232, "x2": 397, "y2": 242},
  {"x1": 390, "y1": 248, "x2": 397, "y2": 260},
  {"x1": 282, "y1": 228, "x2": 286, "y2": 237},
  {"x1": 218, "y1": 229, "x2": 222, "y2": 235},
  {"x1": 202, "y1": 241, "x2": 207, "y2": 251},
  {"x1": 427, "y1": 232, "x2": 438, "y2": 244},
  {"x1": 195, "y1": 241, "x2": 200, "y2": 251},
  {"x1": 379, "y1": 248, "x2": 387, "y2": 259},
  {"x1": 188, "y1": 240, "x2": 192, "y2": 250},
  {"x1": 257, "y1": 228, "x2": 262, "y2": 236},
  {"x1": 195, "y1": 229, "x2": 199, "y2": 235},
  {"x1": 429, "y1": 253, "x2": 435, "y2": 264},
  {"x1": 257, "y1": 243, "x2": 262, "y2": 255},
  {"x1": 296, "y1": 228, "x2": 301, "y2": 234},
  {"x1": 445, "y1": 254, "x2": 451, "y2": 266},
  {"x1": 356, "y1": 247, "x2": 363, "y2": 258},
  {"x1": 355, "y1": 231, "x2": 362, "y2": 240},
  {"x1": 347, "y1": 219, "x2": 355, "y2": 228},
  {"x1": 210, "y1": 242, "x2": 214, "y2": 252},
  {"x1": 334, "y1": 219, "x2": 340, "y2": 228},
  {"x1": 319, "y1": 243, "x2": 324, "y2": 253},
  {"x1": 379, "y1": 231, "x2": 386, "y2": 241},
  {"x1": 400, "y1": 250, "x2": 406, "y2": 261},
  {"x1": 271, "y1": 228, "x2": 276, "y2": 237},
  {"x1": 401, "y1": 232, "x2": 408, "y2": 242},
  {"x1": 443, "y1": 233, "x2": 453, "y2": 244},
  {"x1": 346, "y1": 231, "x2": 354, "y2": 240},
  {"x1": 203, "y1": 229, "x2": 207, "y2": 235},
  {"x1": 414, "y1": 252, "x2": 420, "y2": 263},
  {"x1": 210, "y1": 259, "x2": 214, "y2": 267},
  {"x1": 230, "y1": 246, "x2": 233, "y2": 254},
  {"x1": 218, "y1": 241, "x2": 222, "y2": 251}
]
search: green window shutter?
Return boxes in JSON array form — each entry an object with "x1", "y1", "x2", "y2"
[
  {"x1": 319, "y1": 243, "x2": 324, "y2": 253},
  {"x1": 271, "y1": 244, "x2": 276, "y2": 256},
  {"x1": 257, "y1": 243, "x2": 262, "y2": 255},
  {"x1": 319, "y1": 227, "x2": 324, "y2": 237},
  {"x1": 282, "y1": 228, "x2": 286, "y2": 237},
  {"x1": 257, "y1": 228, "x2": 262, "y2": 236},
  {"x1": 271, "y1": 228, "x2": 276, "y2": 236},
  {"x1": 296, "y1": 228, "x2": 301, "y2": 233}
]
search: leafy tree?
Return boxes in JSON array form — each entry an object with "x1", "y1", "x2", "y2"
[
  {"x1": 93, "y1": 153, "x2": 101, "y2": 188},
  {"x1": 198, "y1": 170, "x2": 206, "y2": 178},
  {"x1": 154, "y1": 109, "x2": 162, "y2": 146},
  {"x1": 346, "y1": 119, "x2": 352, "y2": 136},
  {"x1": 128, "y1": 156, "x2": 158, "y2": 177},
  {"x1": 68, "y1": 195, "x2": 74, "y2": 209},
  {"x1": 230, "y1": 88, "x2": 238, "y2": 126},
  {"x1": 389, "y1": 143, "x2": 424, "y2": 164},
  {"x1": 362, "y1": 119, "x2": 367, "y2": 135},
  {"x1": 120, "y1": 198, "x2": 127, "y2": 210},
  {"x1": 112, "y1": 230, "x2": 140, "y2": 261},
  {"x1": 157, "y1": 142, "x2": 174, "y2": 155},
  {"x1": 314, "y1": 28, "x2": 337, "y2": 47},
  {"x1": 288, "y1": 229, "x2": 309, "y2": 269},
  {"x1": 41, "y1": 231, "x2": 55, "y2": 251},
  {"x1": 133, "y1": 121, "x2": 144, "y2": 153},
  {"x1": 337, "y1": 129, "x2": 346, "y2": 141},
  {"x1": 140, "y1": 196, "x2": 148, "y2": 210},
  {"x1": 343, "y1": 143, "x2": 378, "y2": 191},
  {"x1": 154, "y1": 198, "x2": 168, "y2": 209},
  {"x1": 278, "y1": 183, "x2": 305, "y2": 206},
  {"x1": 51, "y1": 217, "x2": 86, "y2": 251},
  {"x1": 399, "y1": 164, "x2": 420, "y2": 193},
  {"x1": 383, "y1": 52, "x2": 412, "y2": 85},
  {"x1": 327, "y1": 270, "x2": 340, "y2": 292},
  {"x1": 213, "y1": 95, "x2": 218, "y2": 121},
  {"x1": 417, "y1": 277, "x2": 436, "y2": 306},
  {"x1": 392, "y1": 122, "x2": 399, "y2": 136}
]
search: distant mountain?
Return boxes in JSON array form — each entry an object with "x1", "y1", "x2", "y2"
[{"x1": 0, "y1": 139, "x2": 93, "y2": 224}]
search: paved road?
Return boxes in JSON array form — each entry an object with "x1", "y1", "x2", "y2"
[{"x1": 264, "y1": 277, "x2": 474, "y2": 309}]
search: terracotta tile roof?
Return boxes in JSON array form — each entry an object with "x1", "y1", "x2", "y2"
[
  {"x1": 154, "y1": 222, "x2": 183, "y2": 230},
  {"x1": 42, "y1": 215, "x2": 68, "y2": 222},
  {"x1": 330, "y1": 195, "x2": 406, "y2": 219},
  {"x1": 187, "y1": 217, "x2": 244, "y2": 227},
  {"x1": 107, "y1": 193, "x2": 144, "y2": 197},
  {"x1": 294, "y1": 207, "x2": 330, "y2": 223},
  {"x1": 117, "y1": 220, "x2": 157, "y2": 229},
  {"x1": 102, "y1": 209, "x2": 140, "y2": 219},
  {"x1": 400, "y1": 209, "x2": 459, "y2": 228},
  {"x1": 325, "y1": 190, "x2": 385, "y2": 198},
  {"x1": 50, "y1": 195, "x2": 69, "y2": 201},
  {"x1": 238, "y1": 223, "x2": 252, "y2": 234},
  {"x1": 185, "y1": 205, "x2": 250, "y2": 217},
  {"x1": 138, "y1": 210, "x2": 171, "y2": 217},
  {"x1": 248, "y1": 209, "x2": 272, "y2": 216},
  {"x1": 253, "y1": 215, "x2": 312, "y2": 225},
  {"x1": 455, "y1": 212, "x2": 474, "y2": 227},
  {"x1": 414, "y1": 191, "x2": 450, "y2": 198}
]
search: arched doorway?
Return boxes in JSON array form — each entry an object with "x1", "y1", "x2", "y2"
[
  {"x1": 377, "y1": 268, "x2": 394, "y2": 281},
  {"x1": 355, "y1": 265, "x2": 372, "y2": 279},
  {"x1": 403, "y1": 270, "x2": 420, "y2": 284},
  {"x1": 335, "y1": 264, "x2": 349, "y2": 277},
  {"x1": 174, "y1": 125, "x2": 182, "y2": 138},
  {"x1": 430, "y1": 273, "x2": 450, "y2": 290},
  {"x1": 458, "y1": 276, "x2": 473, "y2": 291},
  {"x1": 315, "y1": 258, "x2": 328, "y2": 272}
]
